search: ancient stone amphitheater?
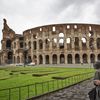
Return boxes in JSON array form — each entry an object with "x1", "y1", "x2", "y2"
[{"x1": 0, "y1": 19, "x2": 100, "y2": 65}]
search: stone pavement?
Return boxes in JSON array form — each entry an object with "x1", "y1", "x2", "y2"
[{"x1": 34, "y1": 79, "x2": 94, "y2": 100}]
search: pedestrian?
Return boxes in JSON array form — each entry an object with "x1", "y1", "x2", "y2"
[{"x1": 93, "y1": 60, "x2": 100, "y2": 100}]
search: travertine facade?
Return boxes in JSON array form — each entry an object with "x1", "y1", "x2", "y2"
[{"x1": 0, "y1": 19, "x2": 100, "y2": 65}]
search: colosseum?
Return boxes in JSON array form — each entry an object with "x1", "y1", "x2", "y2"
[{"x1": 0, "y1": 19, "x2": 100, "y2": 65}]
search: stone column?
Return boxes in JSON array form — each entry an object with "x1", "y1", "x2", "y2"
[
  {"x1": 88, "y1": 54, "x2": 90, "y2": 63},
  {"x1": 80, "y1": 55, "x2": 82, "y2": 63},
  {"x1": 57, "y1": 54, "x2": 60, "y2": 64},
  {"x1": 43, "y1": 54, "x2": 45, "y2": 64},
  {"x1": 43, "y1": 39, "x2": 45, "y2": 51},
  {"x1": 72, "y1": 54, "x2": 75, "y2": 64},
  {"x1": 50, "y1": 54, "x2": 52, "y2": 64},
  {"x1": 65, "y1": 54, "x2": 67, "y2": 64},
  {"x1": 37, "y1": 55, "x2": 39, "y2": 65},
  {"x1": 31, "y1": 34, "x2": 33, "y2": 62}
]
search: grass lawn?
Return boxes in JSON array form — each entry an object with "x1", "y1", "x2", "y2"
[{"x1": 0, "y1": 66, "x2": 95, "y2": 100}]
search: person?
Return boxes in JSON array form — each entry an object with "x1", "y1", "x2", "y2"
[{"x1": 93, "y1": 61, "x2": 100, "y2": 100}]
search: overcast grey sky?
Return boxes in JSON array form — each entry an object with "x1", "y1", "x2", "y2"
[{"x1": 0, "y1": 0, "x2": 100, "y2": 48}]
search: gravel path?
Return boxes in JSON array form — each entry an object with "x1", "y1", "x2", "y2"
[{"x1": 34, "y1": 79, "x2": 94, "y2": 100}]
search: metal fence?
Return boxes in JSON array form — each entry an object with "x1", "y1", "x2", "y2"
[{"x1": 0, "y1": 72, "x2": 94, "y2": 100}]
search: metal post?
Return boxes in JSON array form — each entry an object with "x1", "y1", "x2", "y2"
[
  {"x1": 8, "y1": 89, "x2": 11, "y2": 100},
  {"x1": 19, "y1": 87, "x2": 21, "y2": 100},
  {"x1": 27, "y1": 85, "x2": 30, "y2": 98}
]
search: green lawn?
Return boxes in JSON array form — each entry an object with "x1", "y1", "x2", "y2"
[{"x1": 0, "y1": 66, "x2": 95, "y2": 100}]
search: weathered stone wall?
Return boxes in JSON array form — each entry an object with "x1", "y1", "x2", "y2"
[{"x1": 0, "y1": 19, "x2": 100, "y2": 65}]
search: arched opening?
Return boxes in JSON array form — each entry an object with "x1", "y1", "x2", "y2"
[
  {"x1": 97, "y1": 38, "x2": 100, "y2": 49},
  {"x1": 13, "y1": 56, "x2": 15, "y2": 63},
  {"x1": 25, "y1": 43, "x2": 27, "y2": 48},
  {"x1": 33, "y1": 55, "x2": 37, "y2": 64},
  {"x1": 14, "y1": 42, "x2": 16, "y2": 48},
  {"x1": 20, "y1": 42, "x2": 23, "y2": 48},
  {"x1": 28, "y1": 41, "x2": 31, "y2": 49},
  {"x1": 17, "y1": 56, "x2": 20, "y2": 63},
  {"x1": 8, "y1": 52, "x2": 13, "y2": 64},
  {"x1": 75, "y1": 54, "x2": 80, "y2": 64},
  {"x1": 60, "y1": 54, "x2": 65, "y2": 64},
  {"x1": 89, "y1": 38, "x2": 94, "y2": 50},
  {"x1": 45, "y1": 55, "x2": 49, "y2": 64},
  {"x1": 28, "y1": 56, "x2": 32, "y2": 63},
  {"x1": 81, "y1": 37, "x2": 87, "y2": 50},
  {"x1": 90, "y1": 54, "x2": 95, "y2": 63},
  {"x1": 98, "y1": 54, "x2": 100, "y2": 61},
  {"x1": 59, "y1": 33, "x2": 64, "y2": 49},
  {"x1": 59, "y1": 39, "x2": 64, "y2": 49},
  {"x1": 45, "y1": 39, "x2": 50, "y2": 49},
  {"x1": 52, "y1": 54, "x2": 57, "y2": 64},
  {"x1": 33, "y1": 41, "x2": 37, "y2": 50},
  {"x1": 6, "y1": 39, "x2": 11, "y2": 49},
  {"x1": 33, "y1": 34, "x2": 37, "y2": 39},
  {"x1": 82, "y1": 54, "x2": 88, "y2": 63},
  {"x1": 59, "y1": 33, "x2": 64, "y2": 37},
  {"x1": 39, "y1": 40, "x2": 43, "y2": 49},
  {"x1": 66, "y1": 37, "x2": 72, "y2": 50},
  {"x1": 67, "y1": 54, "x2": 72, "y2": 64},
  {"x1": 74, "y1": 37, "x2": 79, "y2": 50},
  {"x1": 52, "y1": 38, "x2": 57, "y2": 48},
  {"x1": 39, "y1": 55, "x2": 43, "y2": 64}
]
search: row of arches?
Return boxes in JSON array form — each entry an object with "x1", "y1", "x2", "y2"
[
  {"x1": 31, "y1": 38, "x2": 100, "y2": 50},
  {"x1": 37, "y1": 54, "x2": 100, "y2": 64}
]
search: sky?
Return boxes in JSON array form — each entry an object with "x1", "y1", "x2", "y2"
[{"x1": 0, "y1": 0, "x2": 100, "y2": 49}]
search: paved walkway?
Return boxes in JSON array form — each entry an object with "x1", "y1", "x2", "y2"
[{"x1": 34, "y1": 79, "x2": 94, "y2": 100}]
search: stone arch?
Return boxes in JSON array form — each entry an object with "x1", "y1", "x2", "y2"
[
  {"x1": 59, "y1": 38, "x2": 64, "y2": 49},
  {"x1": 97, "y1": 38, "x2": 100, "y2": 49},
  {"x1": 52, "y1": 38, "x2": 57, "y2": 48},
  {"x1": 82, "y1": 54, "x2": 88, "y2": 63},
  {"x1": 13, "y1": 56, "x2": 15, "y2": 63},
  {"x1": 28, "y1": 56, "x2": 32, "y2": 63},
  {"x1": 39, "y1": 55, "x2": 43, "y2": 64},
  {"x1": 14, "y1": 42, "x2": 16, "y2": 48},
  {"x1": 59, "y1": 33, "x2": 64, "y2": 49},
  {"x1": 66, "y1": 37, "x2": 72, "y2": 50},
  {"x1": 52, "y1": 54, "x2": 57, "y2": 64},
  {"x1": 67, "y1": 54, "x2": 72, "y2": 64},
  {"x1": 60, "y1": 54, "x2": 65, "y2": 64},
  {"x1": 97, "y1": 54, "x2": 100, "y2": 61},
  {"x1": 45, "y1": 55, "x2": 49, "y2": 64},
  {"x1": 89, "y1": 38, "x2": 94, "y2": 50},
  {"x1": 90, "y1": 54, "x2": 95, "y2": 63},
  {"x1": 8, "y1": 52, "x2": 13, "y2": 64},
  {"x1": 81, "y1": 37, "x2": 87, "y2": 50},
  {"x1": 6, "y1": 39, "x2": 11, "y2": 49},
  {"x1": 45, "y1": 39, "x2": 50, "y2": 49},
  {"x1": 33, "y1": 41, "x2": 37, "y2": 50},
  {"x1": 33, "y1": 55, "x2": 37, "y2": 64},
  {"x1": 17, "y1": 56, "x2": 20, "y2": 63},
  {"x1": 25, "y1": 43, "x2": 27, "y2": 48},
  {"x1": 28, "y1": 41, "x2": 31, "y2": 49},
  {"x1": 75, "y1": 54, "x2": 80, "y2": 64},
  {"x1": 74, "y1": 37, "x2": 79, "y2": 50},
  {"x1": 59, "y1": 33, "x2": 64, "y2": 37},
  {"x1": 39, "y1": 40, "x2": 43, "y2": 49}
]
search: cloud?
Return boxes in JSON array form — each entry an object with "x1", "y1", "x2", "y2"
[{"x1": 0, "y1": 0, "x2": 100, "y2": 49}]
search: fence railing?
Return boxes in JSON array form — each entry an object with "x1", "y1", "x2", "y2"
[{"x1": 0, "y1": 72, "x2": 94, "y2": 100}]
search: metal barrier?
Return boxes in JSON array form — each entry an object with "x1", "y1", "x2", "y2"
[{"x1": 0, "y1": 72, "x2": 94, "y2": 100}]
